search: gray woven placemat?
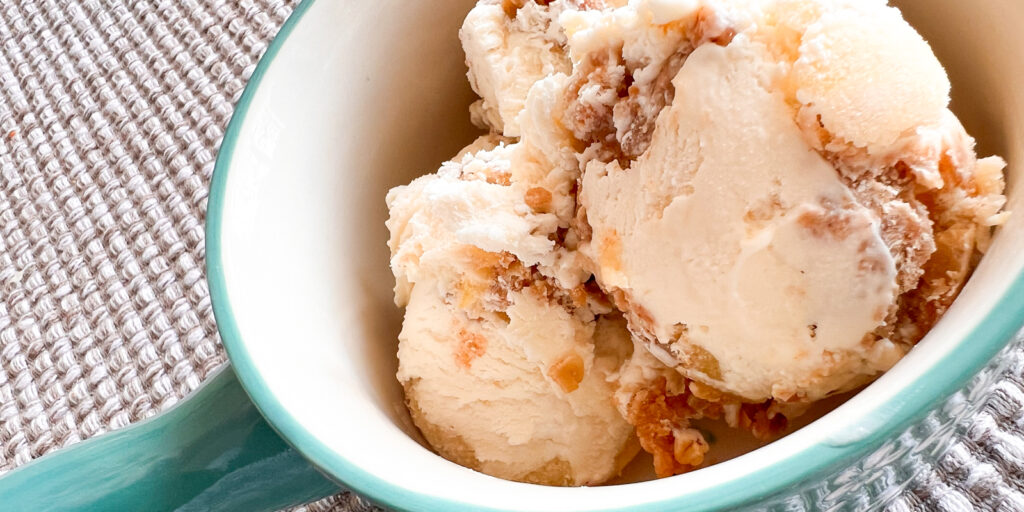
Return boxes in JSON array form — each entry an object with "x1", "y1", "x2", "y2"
[{"x1": 0, "y1": 1, "x2": 1020, "y2": 511}]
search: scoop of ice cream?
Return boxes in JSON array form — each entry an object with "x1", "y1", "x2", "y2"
[
  {"x1": 398, "y1": 278, "x2": 638, "y2": 486},
  {"x1": 561, "y1": 0, "x2": 1007, "y2": 403},
  {"x1": 583, "y1": 38, "x2": 905, "y2": 403},
  {"x1": 388, "y1": 137, "x2": 638, "y2": 486}
]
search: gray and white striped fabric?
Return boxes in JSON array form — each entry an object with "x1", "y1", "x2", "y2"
[{"x1": 0, "y1": 1, "x2": 1019, "y2": 511}]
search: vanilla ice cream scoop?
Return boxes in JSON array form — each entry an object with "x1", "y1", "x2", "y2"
[
  {"x1": 398, "y1": 279, "x2": 638, "y2": 486},
  {"x1": 570, "y1": 0, "x2": 1007, "y2": 403},
  {"x1": 583, "y1": 39, "x2": 904, "y2": 402},
  {"x1": 387, "y1": 138, "x2": 638, "y2": 486}
]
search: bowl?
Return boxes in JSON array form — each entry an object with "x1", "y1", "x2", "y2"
[{"x1": 206, "y1": 0, "x2": 1024, "y2": 510}]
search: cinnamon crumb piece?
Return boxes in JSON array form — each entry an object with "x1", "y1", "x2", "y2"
[
  {"x1": 688, "y1": 380, "x2": 723, "y2": 402},
  {"x1": 797, "y1": 206, "x2": 853, "y2": 240},
  {"x1": 548, "y1": 353, "x2": 585, "y2": 393},
  {"x1": 599, "y1": 230, "x2": 623, "y2": 272},
  {"x1": 673, "y1": 428, "x2": 709, "y2": 467},
  {"x1": 525, "y1": 187, "x2": 553, "y2": 213},
  {"x1": 569, "y1": 285, "x2": 589, "y2": 308},
  {"x1": 678, "y1": 343, "x2": 722, "y2": 380},
  {"x1": 502, "y1": 0, "x2": 554, "y2": 18},
  {"x1": 486, "y1": 173, "x2": 512, "y2": 186},
  {"x1": 501, "y1": 0, "x2": 525, "y2": 18},
  {"x1": 735, "y1": 403, "x2": 788, "y2": 441},
  {"x1": 455, "y1": 329, "x2": 488, "y2": 369},
  {"x1": 627, "y1": 377, "x2": 702, "y2": 477},
  {"x1": 744, "y1": 192, "x2": 784, "y2": 227},
  {"x1": 627, "y1": 377, "x2": 789, "y2": 478}
]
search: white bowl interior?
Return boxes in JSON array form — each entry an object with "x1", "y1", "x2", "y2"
[{"x1": 217, "y1": 1, "x2": 1024, "y2": 509}]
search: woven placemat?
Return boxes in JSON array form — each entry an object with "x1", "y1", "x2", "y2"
[{"x1": 0, "y1": 1, "x2": 1020, "y2": 511}]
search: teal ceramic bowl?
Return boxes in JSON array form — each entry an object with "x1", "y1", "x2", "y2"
[{"x1": 1, "y1": 1, "x2": 1021, "y2": 511}]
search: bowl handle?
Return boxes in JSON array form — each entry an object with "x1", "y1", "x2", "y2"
[{"x1": 0, "y1": 365, "x2": 341, "y2": 511}]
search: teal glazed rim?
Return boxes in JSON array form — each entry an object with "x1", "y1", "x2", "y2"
[{"x1": 205, "y1": 1, "x2": 1024, "y2": 510}]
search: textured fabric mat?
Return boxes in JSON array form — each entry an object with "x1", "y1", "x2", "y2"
[{"x1": 0, "y1": 1, "x2": 1020, "y2": 511}]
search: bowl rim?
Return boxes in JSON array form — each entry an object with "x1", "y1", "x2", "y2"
[{"x1": 205, "y1": 1, "x2": 1024, "y2": 510}]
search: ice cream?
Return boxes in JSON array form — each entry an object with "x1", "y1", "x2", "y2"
[
  {"x1": 571, "y1": 0, "x2": 1007, "y2": 405},
  {"x1": 462, "y1": 1, "x2": 571, "y2": 137},
  {"x1": 579, "y1": 34, "x2": 907, "y2": 404},
  {"x1": 397, "y1": 278, "x2": 640, "y2": 486},
  {"x1": 387, "y1": 137, "x2": 639, "y2": 486},
  {"x1": 385, "y1": 0, "x2": 1008, "y2": 485}
]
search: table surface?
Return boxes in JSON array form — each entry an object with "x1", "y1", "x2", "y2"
[{"x1": 0, "y1": 1, "x2": 1021, "y2": 511}]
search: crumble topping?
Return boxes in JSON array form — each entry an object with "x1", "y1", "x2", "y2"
[{"x1": 624, "y1": 375, "x2": 788, "y2": 478}]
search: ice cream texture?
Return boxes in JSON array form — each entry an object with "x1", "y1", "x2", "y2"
[{"x1": 385, "y1": 0, "x2": 1008, "y2": 484}]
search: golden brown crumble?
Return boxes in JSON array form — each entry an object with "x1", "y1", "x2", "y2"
[
  {"x1": 678, "y1": 343, "x2": 723, "y2": 381},
  {"x1": 665, "y1": 325, "x2": 724, "y2": 382},
  {"x1": 734, "y1": 403, "x2": 789, "y2": 441},
  {"x1": 796, "y1": 202, "x2": 855, "y2": 241},
  {"x1": 455, "y1": 328, "x2": 489, "y2": 369},
  {"x1": 457, "y1": 164, "x2": 512, "y2": 186},
  {"x1": 616, "y1": 50, "x2": 691, "y2": 161},
  {"x1": 500, "y1": 0, "x2": 555, "y2": 19},
  {"x1": 891, "y1": 221, "x2": 977, "y2": 343},
  {"x1": 626, "y1": 377, "x2": 787, "y2": 478},
  {"x1": 525, "y1": 187, "x2": 554, "y2": 213},
  {"x1": 451, "y1": 247, "x2": 613, "y2": 320},
  {"x1": 744, "y1": 191, "x2": 785, "y2": 229},
  {"x1": 568, "y1": 285, "x2": 590, "y2": 309},
  {"x1": 453, "y1": 248, "x2": 519, "y2": 314},
  {"x1": 611, "y1": 290, "x2": 725, "y2": 384},
  {"x1": 672, "y1": 428, "x2": 709, "y2": 468},
  {"x1": 564, "y1": 48, "x2": 692, "y2": 166},
  {"x1": 828, "y1": 135, "x2": 1001, "y2": 347},
  {"x1": 627, "y1": 377, "x2": 704, "y2": 477},
  {"x1": 564, "y1": 52, "x2": 628, "y2": 162},
  {"x1": 501, "y1": 0, "x2": 526, "y2": 18},
  {"x1": 806, "y1": 121, "x2": 937, "y2": 308},
  {"x1": 548, "y1": 353, "x2": 586, "y2": 393},
  {"x1": 891, "y1": 141, "x2": 1002, "y2": 343},
  {"x1": 561, "y1": 9, "x2": 737, "y2": 168},
  {"x1": 488, "y1": 173, "x2": 513, "y2": 186},
  {"x1": 598, "y1": 229, "x2": 624, "y2": 273}
]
